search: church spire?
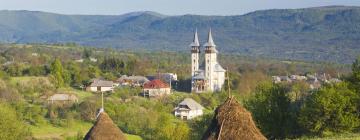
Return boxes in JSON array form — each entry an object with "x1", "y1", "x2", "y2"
[
  {"x1": 204, "y1": 28, "x2": 216, "y2": 47},
  {"x1": 190, "y1": 28, "x2": 200, "y2": 47}
]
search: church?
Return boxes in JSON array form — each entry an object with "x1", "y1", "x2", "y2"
[{"x1": 190, "y1": 29, "x2": 226, "y2": 93}]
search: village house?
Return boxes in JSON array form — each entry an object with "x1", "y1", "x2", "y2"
[
  {"x1": 290, "y1": 75, "x2": 307, "y2": 81},
  {"x1": 87, "y1": 79, "x2": 114, "y2": 92},
  {"x1": 143, "y1": 79, "x2": 171, "y2": 97},
  {"x1": 116, "y1": 75, "x2": 149, "y2": 87},
  {"x1": 75, "y1": 59, "x2": 84, "y2": 63},
  {"x1": 174, "y1": 98, "x2": 204, "y2": 120},
  {"x1": 47, "y1": 93, "x2": 78, "y2": 104},
  {"x1": 273, "y1": 73, "x2": 342, "y2": 90},
  {"x1": 89, "y1": 57, "x2": 97, "y2": 62},
  {"x1": 147, "y1": 73, "x2": 178, "y2": 83}
]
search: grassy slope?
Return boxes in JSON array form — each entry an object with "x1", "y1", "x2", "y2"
[
  {"x1": 296, "y1": 133, "x2": 360, "y2": 140},
  {"x1": 11, "y1": 76, "x2": 142, "y2": 140},
  {"x1": 10, "y1": 77, "x2": 358, "y2": 140},
  {"x1": 30, "y1": 121, "x2": 142, "y2": 140},
  {"x1": 30, "y1": 121, "x2": 91, "y2": 139}
]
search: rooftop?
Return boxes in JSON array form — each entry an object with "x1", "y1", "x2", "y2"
[
  {"x1": 90, "y1": 79, "x2": 114, "y2": 87},
  {"x1": 143, "y1": 79, "x2": 170, "y2": 89},
  {"x1": 178, "y1": 98, "x2": 204, "y2": 110}
]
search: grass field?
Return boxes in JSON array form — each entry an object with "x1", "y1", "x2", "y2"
[
  {"x1": 9, "y1": 76, "x2": 48, "y2": 85},
  {"x1": 10, "y1": 76, "x2": 95, "y2": 101},
  {"x1": 293, "y1": 132, "x2": 360, "y2": 140},
  {"x1": 30, "y1": 121, "x2": 142, "y2": 140},
  {"x1": 30, "y1": 121, "x2": 92, "y2": 140}
]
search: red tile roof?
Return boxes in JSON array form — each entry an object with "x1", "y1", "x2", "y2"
[{"x1": 143, "y1": 79, "x2": 170, "y2": 89}]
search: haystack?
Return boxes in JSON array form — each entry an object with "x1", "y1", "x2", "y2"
[
  {"x1": 202, "y1": 97, "x2": 266, "y2": 140},
  {"x1": 84, "y1": 112, "x2": 127, "y2": 140}
]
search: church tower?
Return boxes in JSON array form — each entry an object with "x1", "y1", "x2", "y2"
[
  {"x1": 190, "y1": 29, "x2": 200, "y2": 77},
  {"x1": 190, "y1": 28, "x2": 225, "y2": 93},
  {"x1": 204, "y1": 29, "x2": 218, "y2": 91}
]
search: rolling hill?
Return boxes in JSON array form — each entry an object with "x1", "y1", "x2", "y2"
[{"x1": 0, "y1": 6, "x2": 360, "y2": 63}]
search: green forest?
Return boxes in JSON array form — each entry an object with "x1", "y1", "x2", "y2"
[
  {"x1": 0, "y1": 43, "x2": 359, "y2": 140},
  {"x1": 1, "y1": 6, "x2": 360, "y2": 63}
]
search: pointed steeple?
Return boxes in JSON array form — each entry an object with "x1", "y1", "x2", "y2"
[
  {"x1": 204, "y1": 28, "x2": 216, "y2": 47},
  {"x1": 190, "y1": 28, "x2": 200, "y2": 47}
]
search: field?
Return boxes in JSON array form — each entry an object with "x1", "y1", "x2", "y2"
[
  {"x1": 30, "y1": 121, "x2": 142, "y2": 140},
  {"x1": 296, "y1": 133, "x2": 360, "y2": 140}
]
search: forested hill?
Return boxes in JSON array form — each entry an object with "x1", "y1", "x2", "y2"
[{"x1": 1, "y1": 6, "x2": 360, "y2": 63}]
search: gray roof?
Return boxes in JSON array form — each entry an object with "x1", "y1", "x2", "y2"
[
  {"x1": 90, "y1": 79, "x2": 113, "y2": 87},
  {"x1": 214, "y1": 63, "x2": 226, "y2": 72},
  {"x1": 48, "y1": 94, "x2": 78, "y2": 101},
  {"x1": 117, "y1": 75, "x2": 149, "y2": 83},
  {"x1": 193, "y1": 71, "x2": 206, "y2": 80},
  {"x1": 179, "y1": 98, "x2": 204, "y2": 110},
  {"x1": 189, "y1": 29, "x2": 200, "y2": 47},
  {"x1": 203, "y1": 28, "x2": 216, "y2": 47}
]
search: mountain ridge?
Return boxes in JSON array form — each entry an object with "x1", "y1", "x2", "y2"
[{"x1": 0, "y1": 6, "x2": 360, "y2": 63}]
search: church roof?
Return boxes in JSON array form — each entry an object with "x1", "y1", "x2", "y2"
[
  {"x1": 203, "y1": 28, "x2": 216, "y2": 47},
  {"x1": 193, "y1": 71, "x2": 206, "y2": 80},
  {"x1": 189, "y1": 29, "x2": 200, "y2": 47},
  {"x1": 214, "y1": 63, "x2": 226, "y2": 72}
]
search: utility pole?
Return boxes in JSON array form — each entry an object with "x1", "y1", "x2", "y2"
[
  {"x1": 100, "y1": 91, "x2": 104, "y2": 113},
  {"x1": 227, "y1": 67, "x2": 231, "y2": 97}
]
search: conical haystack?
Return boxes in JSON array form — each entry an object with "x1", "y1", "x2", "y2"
[
  {"x1": 202, "y1": 97, "x2": 266, "y2": 140},
  {"x1": 84, "y1": 112, "x2": 127, "y2": 140}
]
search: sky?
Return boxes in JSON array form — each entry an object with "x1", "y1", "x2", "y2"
[{"x1": 0, "y1": 0, "x2": 360, "y2": 16}]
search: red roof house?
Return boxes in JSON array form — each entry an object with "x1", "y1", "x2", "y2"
[{"x1": 143, "y1": 79, "x2": 171, "y2": 97}]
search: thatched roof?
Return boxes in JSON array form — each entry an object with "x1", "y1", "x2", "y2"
[
  {"x1": 84, "y1": 112, "x2": 127, "y2": 140},
  {"x1": 202, "y1": 98, "x2": 266, "y2": 140}
]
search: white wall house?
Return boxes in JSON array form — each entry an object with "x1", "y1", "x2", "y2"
[
  {"x1": 174, "y1": 98, "x2": 204, "y2": 120},
  {"x1": 143, "y1": 79, "x2": 171, "y2": 97},
  {"x1": 87, "y1": 79, "x2": 114, "y2": 92},
  {"x1": 116, "y1": 75, "x2": 149, "y2": 87}
]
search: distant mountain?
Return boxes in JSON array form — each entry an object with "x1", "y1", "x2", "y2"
[{"x1": 0, "y1": 6, "x2": 360, "y2": 63}]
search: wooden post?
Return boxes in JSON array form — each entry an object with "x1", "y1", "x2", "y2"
[
  {"x1": 227, "y1": 67, "x2": 231, "y2": 98},
  {"x1": 217, "y1": 120, "x2": 225, "y2": 140},
  {"x1": 101, "y1": 92, "x2": 104, "y2": 110}
]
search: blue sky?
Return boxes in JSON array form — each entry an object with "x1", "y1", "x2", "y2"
[{"x1": 0, "y1": 0, "x2": 360, "y2": 15}]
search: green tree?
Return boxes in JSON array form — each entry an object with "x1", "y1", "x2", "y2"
[
  {"x1": 299, "y1": 83, "x2": 359, "y2": 136},
  {"x1": 172, "y1": 122, "x2": 190, "y2": 140},
  {"x1": 349, "y1": 56, "x2": 360, "y2": 92},
  {"x1": 83, "y1": 48, "x2": 92, "y2": 59},
  {"x1": 245, "y1": 82, "x2": 300, "y2": 139},
  {"x1": 50, "y1": 58, "x2": 65, "y2": 88},
  {"x1": 0, "y1": 102, "x2": 31, "y2": 140}
]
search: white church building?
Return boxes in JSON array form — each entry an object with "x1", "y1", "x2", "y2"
[{"x1": 190, "y1": 29, "x2": 226, "y2": 93}]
